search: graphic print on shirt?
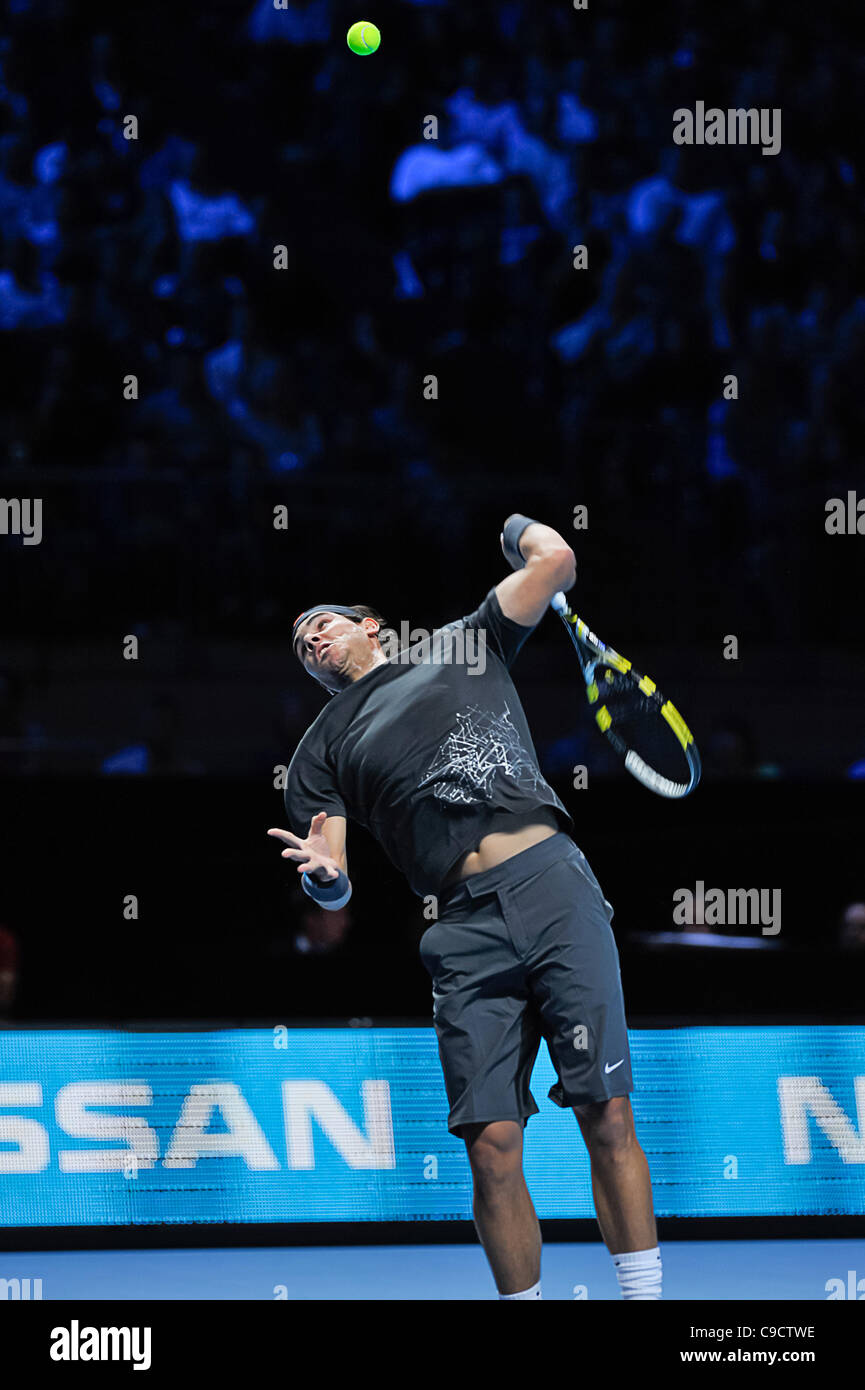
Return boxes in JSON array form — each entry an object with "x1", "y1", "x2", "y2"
[{"x1": 417, "y1": 703, "x2": 546, "y2": 805}]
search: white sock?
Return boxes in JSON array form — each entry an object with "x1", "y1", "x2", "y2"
[
  {"x1": 612, "y1": 1246, "x2": 662, "y2": 1299},
  {"x1": 498, "y1": 1280, "x2": 542, "y2": 1300}
]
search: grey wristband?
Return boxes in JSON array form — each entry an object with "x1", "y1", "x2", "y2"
[
  {"x1": 501, "y1": 514, "x2": 537, "y2": 571},
  {"x1": 301, "y1": 868, "x2": 352, "y2": 911}
]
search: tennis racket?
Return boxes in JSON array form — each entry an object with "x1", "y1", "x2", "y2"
[{"x1": 551, "y1": 590, "x2": 701, "y2": 798}]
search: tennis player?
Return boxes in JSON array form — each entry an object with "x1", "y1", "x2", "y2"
[{"x1": 269, "y1": 514, "x2": 662, "y2": 1300}]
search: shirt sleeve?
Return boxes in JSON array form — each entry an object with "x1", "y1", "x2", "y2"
[
  {"x1": 284, "y1": 734, "x2": 347, "y2": 837},
  {"x1": 439, "y1": 586, "x2": 536, "y2": 670}
]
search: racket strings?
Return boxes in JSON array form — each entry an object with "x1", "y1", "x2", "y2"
[{"x1": 595, "y1": 669, "x2": 691, "y2": 784}]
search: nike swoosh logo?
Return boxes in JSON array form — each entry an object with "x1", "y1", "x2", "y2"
[{"x1": 604, "y1": 1060, "x2": 624, "y2": 1073}]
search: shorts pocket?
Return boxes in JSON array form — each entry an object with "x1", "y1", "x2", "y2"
[{"x1": 562, "y1": 852, "x2": 614, "y2": 921}]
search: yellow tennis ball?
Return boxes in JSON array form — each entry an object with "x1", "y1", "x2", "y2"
[{"x1": 347, "y1": 20, "x2": 380, "y2": 55}]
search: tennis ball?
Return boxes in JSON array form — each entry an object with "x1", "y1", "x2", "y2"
[{"x1": 347, "y1": 20, "x2": 380, "y2": 55}]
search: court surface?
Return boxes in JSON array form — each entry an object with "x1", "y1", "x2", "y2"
[{"x1": 4, "y1": 1239, "x2": 862, "y2": 1299}]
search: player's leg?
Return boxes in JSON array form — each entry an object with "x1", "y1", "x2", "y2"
[
  {"x1": 461, "y1": 1119, "x2": 542, "y2": 1297},
  {"x1": 573, "y1": 1095, "x2": 662, "y2": 1298},
  {"x1": 420, "y1": 887, "x2": 544, "y2": 1297},
  {"x1": 523, "y1": 839, "x2": 662, "y2": 1296},
  {"x1": 573, "y1": 1095, "x2": 656, "y2": 1253}
]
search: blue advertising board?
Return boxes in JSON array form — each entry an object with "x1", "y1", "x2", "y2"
[{"x1": 1, "y1": 1026, "x2": 863, "y2": 1226}]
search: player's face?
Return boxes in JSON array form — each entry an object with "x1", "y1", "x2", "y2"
[{"x1": 294, "y1": 612, "x2": 367, "y2": 686}]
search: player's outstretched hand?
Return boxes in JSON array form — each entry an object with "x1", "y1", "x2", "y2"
[{"x1": 267, "y1": 812, "x2": 340, "y2": 882}]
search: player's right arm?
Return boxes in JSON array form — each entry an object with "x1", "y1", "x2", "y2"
[{"x1": 496, "y1": 515, "x2": 576, "y2": 627}]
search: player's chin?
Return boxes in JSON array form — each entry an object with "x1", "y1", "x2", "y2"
[{"x1": 326, "y1": 650, "x2": 350, "y2": 678}]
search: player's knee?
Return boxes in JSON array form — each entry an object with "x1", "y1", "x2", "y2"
[
  {"x1": 464, "y1": 1120, "x2": 523, "y2": 1187},
  {"x1": 576, "y1": 1096, "x2": 635, "y2": 1155}
]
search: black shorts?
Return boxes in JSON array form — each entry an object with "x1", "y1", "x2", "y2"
[{"x1": 419, "y1": 832, "x2": 634, "y2": 1136}]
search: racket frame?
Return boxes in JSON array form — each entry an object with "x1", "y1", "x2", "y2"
[{"x1": 550, "y1": 591, "x2": 701, "y2": 798}]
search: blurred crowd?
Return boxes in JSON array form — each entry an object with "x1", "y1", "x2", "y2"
[{"x1": 1, "y1": 0, "x2": 863, "y2": 768}]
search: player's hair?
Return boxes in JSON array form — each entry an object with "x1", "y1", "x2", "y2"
[{"x1": 349, "y1": 604, "x2": 394, "y2": 645}]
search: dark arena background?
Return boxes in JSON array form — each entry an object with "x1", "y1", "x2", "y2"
[{"x1": 1, "y1": 0, "x2": 864, "y2": 1347}]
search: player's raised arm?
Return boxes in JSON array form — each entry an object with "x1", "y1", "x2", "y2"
[
  {"x1": 495, "y1": 514, "x2": 576, "y2": 627},
  {"x1": 267, "y1": 812, "x2": 351, "y2": 910}
]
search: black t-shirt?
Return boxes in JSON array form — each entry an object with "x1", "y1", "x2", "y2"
[{"x1": 284, "y1": 587, "x2": 574, "y2": 897}]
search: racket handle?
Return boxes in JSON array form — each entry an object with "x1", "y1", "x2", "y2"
[{"x1": 550, "y1": 591, "x2": 569, "y2": 614}]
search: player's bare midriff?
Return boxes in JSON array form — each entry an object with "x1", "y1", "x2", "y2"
[{"x1": 441, "y1": 806, "x2": 560, "y2": 888}]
